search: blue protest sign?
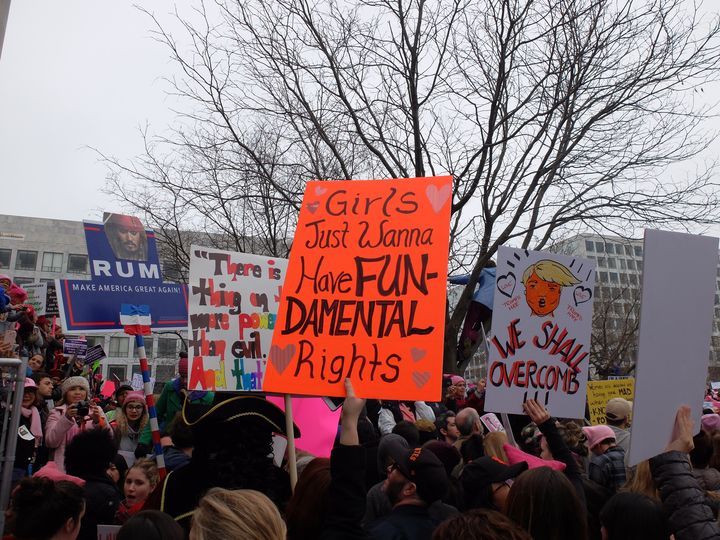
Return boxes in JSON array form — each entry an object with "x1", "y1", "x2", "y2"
[{"x1": 57, "y1": 214, "x2": 188, "y2": 333}]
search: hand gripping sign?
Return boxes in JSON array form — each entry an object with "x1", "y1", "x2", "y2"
[{"x1": 262, "y1": 177, "x2": 453, "y2": 402}]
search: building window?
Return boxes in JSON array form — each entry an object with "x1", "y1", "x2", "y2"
[
  {"x1": 14, "y1": 277, "x2": 34, "y2": 285},
  {"x1": 41, "y1": 252, "x2": 63, "y2": 272},
  {"x1": 155, "y1": 364, "x2": 176, "y2": 383},
  {"x1": 0, "y1": 248, "x2": 10, "y2": 270},
  {"x1": 609, "y1": 272, "x2": 619, "y2": 283},
  {"x1": 107, "y1": 365, "x2": 127, "y2": 383},
  {"x1": 605, "y1": 243, "x2": 614, "y2": 254},
  {"x1": 607, "y1": 258, "x2": 617, "y2": 269},
  {"x1": 597, "y1": 256, "x2": 606, "y2": 267},
  {"x1": 585, "y1": 240, "x2": 594, "y2": 252},
  {"x1": 86, "y1": 336, "x2": 104, "y2": 348},
  {"x1": 634, "y1": 246, "x2": 643, "y2": 257},
  {"x1": 637, "y1": 261, "x2": 643, "y2": 271},
  {"x1": 620, "y1": 273, "x2": 628, "y2": 284},
  {"x1": 624, "y1": 245, "x2": 633, "y2": 256},
  {"x1": 629, "y1": 274, "x2": 638, "y2": 285},
  {"x1": 134, "y1": 338, "x2": 154, "y2": 358},
  {"x1": 109, "y1": 337, "x2": 130, "y2": 357},
  {"x1": 595, "y1": 241, "x2": 605, "y2": 252},
  {"x1": 627, "y1": 259, "x2": 636, "y2": 270},
  {"x1": 157, "y1": 338, "x2": 177, "y2": 358},
  {"x1": 67, "y1": 254, "x2": 88, "y2": 274},
  {"x1": 599, "y1": 271, "x2": 609, "y2": 282},
  {"x1": 15, "y1": 250, "x2": 37, "y2": 271},
  {"x1": 619, "y1": 259, "x2": 626, "y2": 270}
]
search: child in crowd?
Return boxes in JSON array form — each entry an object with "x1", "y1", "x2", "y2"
[{"x1": 583, "y1": 425, "x2": 627, "y2": 494}]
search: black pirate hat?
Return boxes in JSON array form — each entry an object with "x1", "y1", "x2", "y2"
[{"x1": 182, "y1": 393, "x2": 301, "y2": 438}]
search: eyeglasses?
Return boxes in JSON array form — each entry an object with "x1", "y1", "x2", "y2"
[{"x1": 125, "y1": 405, "x2": 144, "y2": 411}]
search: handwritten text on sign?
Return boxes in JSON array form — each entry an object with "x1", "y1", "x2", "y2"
[
  {"x1": 484, "y1": 247, "x2": 596, "y2": 418},
  {"x1": 263, "y1": 177, "x2": 452, "y2": 401},
  {"x1": 188, "y1": 246, "x2": 285, "y2": 392},
  {"x1": 587, "y1": 378, "x2": 635, "y2": 425}
]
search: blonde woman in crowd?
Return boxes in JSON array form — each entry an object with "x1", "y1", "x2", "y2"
[{"x1": 190, "y1": 488, "x2": 286, "y2": 540}]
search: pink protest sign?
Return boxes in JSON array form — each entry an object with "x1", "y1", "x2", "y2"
[{"x1": 267, "y1": 396, "x2": 340, "y2": 457}]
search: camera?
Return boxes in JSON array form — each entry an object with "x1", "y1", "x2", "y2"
[{"x1": 76, "y1": 400, "x2": 90, "y2": 417}]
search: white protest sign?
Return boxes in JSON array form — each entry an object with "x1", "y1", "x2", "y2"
[
  {"x1": 628, "y1": 230, "x2": 718, "y2": 466},
  {"x1": 131, "y1": 373, "x2": 155, "y2": 391},
  {"x1": 188, "y1": 246, "x2": 286, "y2": 392},
  {"x1": 484, "y1": 247, "x2": 596, "y2": 418},
  {"x1": 23, "y1": 282, "x2": 47, "y2": 315},
  {"x1": 480, "y1": 413, "x2": 505, "y2": 433}
]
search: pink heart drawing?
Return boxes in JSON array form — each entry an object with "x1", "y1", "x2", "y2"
[
  {"x1": 314, "y1": 186, "x2": 328, "y2": 195},
  {"x1": 497, "y1": 272, "x2": 516, "y2": 298},
  {"x1": 410, "y1": 348, "x2": 426, "y2": 362},
  {"x1": 412, "y1": 371, "x2": 431, "y2": 388},
  {"x1": 425, "y1": 183, "x2": 452, "y2": 213},
  {"x1": 306, "y1": 201, "x2": 320, "y2": 214},
  {"x1": 573, "y1": 286, "x2": 592, "y2": 306},
  {"x1": 269, "y1": 344, "x2": 296, "y2": 375}
]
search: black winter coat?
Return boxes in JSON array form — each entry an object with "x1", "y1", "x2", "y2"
[
  {"x1": 77, "y1": 474, "x2": 122, "y2": 540},
  {"x1": 650, "y1": 450, "x2": 720, "y2": 540}
]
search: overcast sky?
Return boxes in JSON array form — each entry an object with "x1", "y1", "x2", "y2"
[
  {"x1": 0, "y1": 1, "x2": 190, "y2": 222},
  {"x1": 1, "y1": 1, "x2": 720, "y2": 238}
]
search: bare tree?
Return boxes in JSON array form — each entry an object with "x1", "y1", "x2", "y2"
[
  {"x1": 103, "y1": 0, "x2": 720, "y2": 373},
  {"x1": 590, "y1": 284, "x2": 641, "y2": 377}
]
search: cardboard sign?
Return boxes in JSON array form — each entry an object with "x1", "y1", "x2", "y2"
[
  {"x1": 84, "y1": 344, "x2": 106, "y2": 365},
  {"x1": 45, "y1": 282, "x2": 59, "y2": 316},
  {"x1": 63, "y1": 338, "x2": 88, "y2": 358},
  {"x1": 484, "y1": 247, "x2": 596, "y2": 418},
  {"x1": 187, "y1": 246, "x2": 287, "y2": 392},
  {"x1": 263, "y1": 177, "x2": 452, "y2": 401},
  {"x1": 23, "y1": 283, "x2": 47, "y2": 315},
  {"x1": 480, "y1": 413, "x2": 505, "y2": 433},
  {"x1": 711, "y1": 382, "x2": 720, "y2": 391},
  {"x1": 586, "y1": 378, "x2": 635, "y2": 425},
  {"x1": 628, "y1": 230, "x2": 718, "y2": 466},
  {"x1": 57, "y1": 214, "x2": 187, "y2": 333}
]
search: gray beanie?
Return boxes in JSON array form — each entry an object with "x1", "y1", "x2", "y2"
[{"x1": 61, "y1": 376, "x2": 90, "y2": 398}]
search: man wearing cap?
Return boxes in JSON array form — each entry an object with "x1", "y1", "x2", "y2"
[
  {"x1": 367, "y1": 446, "x2": 449, "y2": 539},
  {"x1": 103, "y1": 213, "x2": 149, "y2": 261},
  {"x1": 605, "y1": 397, "x2": 632, "y2": 454}
]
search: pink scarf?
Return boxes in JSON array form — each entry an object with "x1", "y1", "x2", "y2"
[{"x1": 21, "y1": 405, "x2": 43, "y2": 444}]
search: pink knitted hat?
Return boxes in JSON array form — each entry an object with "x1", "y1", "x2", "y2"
[{"x1": 582, "y1": 425, "x2": 616, "y2": 450}]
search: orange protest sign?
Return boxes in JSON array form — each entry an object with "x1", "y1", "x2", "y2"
[{"x1": 262, "y1": 177, "x2": 452, "y2": 401}]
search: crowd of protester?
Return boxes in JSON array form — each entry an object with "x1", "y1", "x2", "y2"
[{"x1": 2, "y1": 274, "x2": 720, "y2": 539}]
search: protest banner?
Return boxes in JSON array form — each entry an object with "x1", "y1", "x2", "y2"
[
  {"x1": 83, "y1": 344, "x2": 106, "y2": 366},
  {"x1": 45, "y1": 282, "x2": 59, "y2": 316},
  {"x1": 628, "y1": 229, "x2": 718, "y2": 466},
  {"x1": 187, "y1": 246, "x2": 287, "y2": 392},
  {"x1": 131, "y1": 373, "x2": 155, "y2": 391},
  {"x1": 484, "y1": 247, "x2": 596, "y2": 418},
  {"x1": 63, "y1": 338, "x2": 87, "y2": 358},
  {"x1": 263, "y1": 177, "x2": 452, "y2": 401},
  {"x1": 57, "y1": 213, "x2": 187, "y2": 333},
  {"x1": 23, "y1": 283, "x2": 47, "y2": 315},
  {"x1": 586, "y1": 378, "x2": 635, "y2": 425}
]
